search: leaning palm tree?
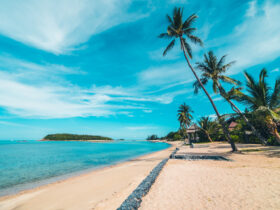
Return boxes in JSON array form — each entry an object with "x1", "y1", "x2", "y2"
[
  {"x1": 197, "y1": 117, "x2": 217, "y2": 142},
  {"x1": 177, "y1": 103, "x2": 193, "y2": 145},
  {"x1": 159, "y1": 7, "x2": 237, "y2": 151},
  {"x1": 194, "y1": 51, "x2": 267, "y2": 144},
  {"x1": 237, "y1": 69, "x2": 280, "y2": 143}
]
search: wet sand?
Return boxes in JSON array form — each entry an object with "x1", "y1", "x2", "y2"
[{"x1": 0, "y1": 142, "x2": 178, "y2": 210}]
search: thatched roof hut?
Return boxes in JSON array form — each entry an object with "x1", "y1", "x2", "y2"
[{"x1": 186, "y1": 123, "x2": 199, "y2": 134}]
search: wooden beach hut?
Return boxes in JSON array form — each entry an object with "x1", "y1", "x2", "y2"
[{"x1": 186, "y1": 124, "x2": 200, "y2": 146}]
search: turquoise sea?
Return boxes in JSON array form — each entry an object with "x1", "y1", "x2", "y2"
[{"x1": 0, "y1": 140, "x2": 169, "y2": 196}]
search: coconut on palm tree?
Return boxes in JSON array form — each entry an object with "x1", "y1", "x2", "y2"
[
  {"x1": 159, "y1": 7, "x2": 237, "y2": 151},
  {"x1": 177, "y1": 103, "x2": 193, "y2": 145},
  {"x1": 194, "y1": 51, "x2": 267, "y2": 144},
  {"x1": 237, "y1": 69, "x2": 280, "y2": 143}
]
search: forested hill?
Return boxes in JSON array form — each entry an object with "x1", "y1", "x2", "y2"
[{"x1": 42, "y1": 133, "x2": 113, "y2": 141}]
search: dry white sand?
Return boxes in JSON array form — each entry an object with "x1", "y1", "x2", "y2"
[
  {"x1": 140, "y1": 143, "x2": 280, "y2": 210},
  {"x1": 0, "y1": 142, "x2": 178, "y2": 210}
]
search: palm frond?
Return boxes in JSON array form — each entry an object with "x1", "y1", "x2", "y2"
[
  {"x1": 226, "y1": 87, "x2": 243, "y2": 101},
  {"x1": 218, "y1": 86, "x2": 228, "y2": 98},
  {"x1": 196, "y1": 62, "x2": 212, "y2": 74},
  {"x1": 259, "y1": 68, "x2": 268, "y2": 84},
  {"x1": 244, "y1": 69, "x2": 271, "y2": 108},
  {"x1": 244, "y1": 71, "x2": 258, "y2": 95},
  {"x1": 166, "y1": 14, "x2": 173, "y2": 25},
  {"x1": 217, "y1": 55, "x2": 227, "y2": 69},
  {"x1": 183, "y1": 27, "x2": 196, "y2": 34},
  {"x1": 220, "y1": 112, "x2": 240, "y2": 120},
  {"x1": 221, "y1": 61, "x2": 236, "y2": 72},
  {"x1": 255, "y1": 106, "x2": 280, "y2": 121},
  {"x1": 173, "y1": 7, "x2": 183, "y2": 30},
  {"x1": 158, "y1": 33, "x2": 172, "y2": 39},
  {"x1": 187, "y1": 34, "x2": 203, "y2": 46},
  {"x1": 183, "y1": 13, "x2": 198, "y2": 29},
  {"x1": 167, "y1": 26, "x2": 177, "y2": 36},
  {"x1": 220, "y1": 76, "x2": 240, "y2": 85},
  {"x1": 163, "y1": 39, "x2": 175, "y2": 56},
  {"x1": 182, "y1": 38, "x2": 192, "y2": 58},
  {"x1": 193, "y1": 77, "x2": 208, "y2": 94},
  {"x1": 270, "y1": 78, "x2": 280, "y2": 109},
  {"x1": 212, "y1": 81, "x2": 219, "y2": 93},
  {"x1": 178, "y1": 103, "x2": 193, "y2": 128}
]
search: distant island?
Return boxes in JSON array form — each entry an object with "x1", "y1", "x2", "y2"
[{"x1": 42, "y1": 133, "x2": 113, "y2": 141}]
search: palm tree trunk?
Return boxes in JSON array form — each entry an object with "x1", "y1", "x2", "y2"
[
  {"x1": 182, "y1": 125, "x2": 187, "y2": 145},
  {"x1": 205, "y1": 131, "x2": 213, "y2": 142},
  {"x1": 218, "y1": 87, "x2": 267, "y2": 145},
  {"x1": 268, "y1": 119, "x2": 280, "y2": 144},
  {"x1": 273, "y1": 128, "x2": 280, "y2": 143},
  {"x1": 179, "y1": 36, "x2": 237, "y2": 152},
  {"x1": 185, "y1": 122, "x2": 192, "y2": 147}
]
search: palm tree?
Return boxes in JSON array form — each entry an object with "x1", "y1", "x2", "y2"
[
  {"x1": 177, "y1": 103, "x2": 193, "y2": 144},
  {"x1": 159, "y1": 7, "x2": 237, "y2": 151},
  {"x1": 237, "y1": 69, "x2": 280, "y2": 143},
  {"x1": 197, "y1": 117, "x2": 217, "y2": 142},
  {"x1": 194, "y1": 51, "x2": 267, "y2": 145}
]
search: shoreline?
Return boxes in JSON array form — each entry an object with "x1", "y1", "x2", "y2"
[
  {"x1": 0, "y1": 141, "x2": 172, "y2": 198},
  {"x1": 0, "y1": 141, "x2": 178, "y2": 210},
  {"x1": 38, "y1": 139, "x2": 114, "y2": 142}
]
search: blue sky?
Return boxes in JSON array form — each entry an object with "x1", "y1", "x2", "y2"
[{"x1": 0, "y1": 0, "x2": 279, "y2": 140}]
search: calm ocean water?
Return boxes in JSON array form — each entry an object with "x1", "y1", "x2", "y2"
[{"x1": 0, "y1": 140, "x2": 169, "y2": 196}]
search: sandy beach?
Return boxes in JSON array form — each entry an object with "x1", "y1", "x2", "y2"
[
  {"x1": 0, "y1": 143, "x2": 177, "y2": 210},
  {"x1": 1, "y1": 142, "x2": 279, "y2": 210},
  {"x1": 140, "y1": 143, "x2": 280, "y2": 210}
]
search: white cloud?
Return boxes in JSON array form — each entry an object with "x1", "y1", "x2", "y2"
[
  {"x1": 0, "y1": 55, "x2": 84, "y2": 85},
  {"x1": 208, "y1": 114, "x2": 217, "y2": 119},
  {"x1": 0, "y1": 75, "x2": 113, "y2": 118},
  {"x1": 0, "y1": 55, "x2": 191, "y2": 118},
  {"x1": 125, "y1": 126, "x2": 157, "y2": 130},
  {"x1": 0, "y1": 121, "x2": 26, "y2": 127},
  {"x1": 138, "y1": 63, "x2": 195, "y2": 87},
  {"x1": 213, "y1": 96, "x2": 223, "y2": 102},
  {"x1": 89, "y1": 85, "x2": 132, "y2": 96},
  {"x1": 246, "y1": 0, "x2": 257, "y2": 17},
  {"x1": 216, "y1": 0, "x2": 280, "y2": 75},
  {"x1": 0, "y1": 0, "x2": 146, "y2": 54},
  {"x1": 271, "y1": 68, "x2": 279, "y2": 72},
  {"x1": 0, "y1": 55, "x2": 141, "y2": 118},
  {"x1": 101, "y1": 88, "x2": 189, "y2": 105},
  {"x1": 0, "y1": 72, "x2": 159, "y2": 119}
]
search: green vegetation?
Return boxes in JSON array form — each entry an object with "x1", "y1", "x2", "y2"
[
  {"x1": 237, "y1": 69, "x2": 280, "y2": 143},
  {"x1": 177, "y1": 103, "x2": 193, "y2": 144},
  {"x1": 43, "y1": 133, "x2": 113, "y2": 141},
  {"x1": 193, "y1": 51, "x2": 267, "y2": 145},
  {"x1": 147, "y1": 7, "x2": 280, "y2": 147},
  {"x1": 146, "y1": 131, "x2": 183, "y2": 141},
  {"x1": 147, "y1": 134, "x2": 159, "y2": 140},
  {"x1": 159, "y1": 7, "x2": 237, "y2": 151},
  {"x1": 197, "y1": 117, "x2": 218, "y2": 142}
]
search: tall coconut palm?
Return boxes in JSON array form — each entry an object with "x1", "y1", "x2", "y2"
[
  {"x1": 159, "y1": 7, "x2": 237, "y2": 151},
  {"x1": 237, "y1": 69, "x2": 280, "y2": 143},
  {"x1": 194, "y1": 51, "x2": 267, "y2": 144},
  {"x1": 177, "y1": 103, "x2": 193, "y2": 144},
  {"x1": 197, "y1": 117, "x2": 217, "y2": 142}
]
